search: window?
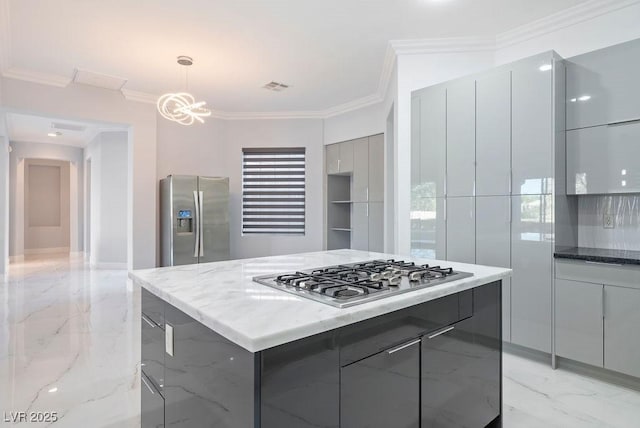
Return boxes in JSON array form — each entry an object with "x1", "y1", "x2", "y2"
[{"x1": 242, "y1": 147, "x2": 306, "y2": 234}]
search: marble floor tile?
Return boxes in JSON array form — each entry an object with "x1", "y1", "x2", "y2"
[{"x1": 1, "y1": 254, "x2": 639, "y2": 427}]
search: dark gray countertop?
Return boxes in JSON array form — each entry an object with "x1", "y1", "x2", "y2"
[{"x1": 554, "y1": 247, "x2": 640, "y2": 265}]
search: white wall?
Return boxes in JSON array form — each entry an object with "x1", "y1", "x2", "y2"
[
  {"x1": 8, "y1": 140, "x2": 83, "y2": 257},
  {"x1": 323, "y1": 103, "x2": 385, "y2": 146},
  {"x1": 84, "y1": 131, "x2": 128, "y2": 267},
  {"x1": 1, "y1": 78, "x2": 156, "y2": 269},
  {"x1": 222, "y1": 119, "x2": 324, "y2": 259},
  {"x1": 23, "y1": 159, "x2": 70, "y2": 252}
]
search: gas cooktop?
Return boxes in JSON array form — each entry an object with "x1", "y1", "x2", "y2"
[{"x1": 253, "y1": 259, "x2": 473, "y2": 308}]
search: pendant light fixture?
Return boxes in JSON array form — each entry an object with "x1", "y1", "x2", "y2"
[{"x1": 157, "y1": 56, "x2": 211, "y2": 125}]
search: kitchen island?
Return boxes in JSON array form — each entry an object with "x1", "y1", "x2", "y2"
[{"x1": 130, "y1": 250, "x2": 511, "y2": 428}]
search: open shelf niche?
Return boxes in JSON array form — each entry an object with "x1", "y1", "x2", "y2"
[{"x1": 327, "y1": 175, "x2": 351, "y2": 250}]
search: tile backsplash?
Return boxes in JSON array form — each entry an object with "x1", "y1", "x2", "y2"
[{"x1": 578, "y1": 194, "x2": 640, "y2": 250}]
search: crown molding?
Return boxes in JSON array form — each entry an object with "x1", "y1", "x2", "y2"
[
  {"x1": 390, "y1": 36, "x2": 496, "y2": 55},
  {"x1": 120, "y1": 88, "x2": 157, "y2": 104},
  {"x1": 496, "y1": 0, "x2": 640, "y2": 49},
  {"x1": 2, "y1": 67, "x2": 71, "y2": 87},
  {"x1": 217, "y1": 110, "x2": 326, "y2": 120}
]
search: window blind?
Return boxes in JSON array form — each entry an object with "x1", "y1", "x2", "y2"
[{"x1": 242, "y1": 147, "x2": 306, "y2": 234}]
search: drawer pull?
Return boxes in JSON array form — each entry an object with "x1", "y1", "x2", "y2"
[
  {"x1": 584, "y1": 261, "x2": 623, "y2": 267},
  {"x1": 142, "y1": 314, "x2": 156, "y2": 328},
  {"x1": 427, "y1": 326, "x2": 455, "y2": 340},
  {"x1": 141, "y1": 374, "x2": 155, "y2": 395},
  {"x1": 387, "y1": 339, "x2": 421, "y2": 355}
]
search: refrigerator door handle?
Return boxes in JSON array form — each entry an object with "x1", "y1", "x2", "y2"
[
  {"x1": 198, "y1": 191, "x2": 204, "y2": 257},
  {"x1": 193, "y1": 190, "x2": 200, "y2": 258}
]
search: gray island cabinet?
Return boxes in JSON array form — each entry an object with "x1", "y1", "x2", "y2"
[{"x1": 133, "y1": 250, "x2": 508, "y2": 428}]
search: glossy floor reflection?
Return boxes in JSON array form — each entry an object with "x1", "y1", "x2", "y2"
[
  {"x1": 0, "y1": 254, "x2": 139, "y2": 427},
  {"x1": 1, "y1": 254, "x2": 639, "y2": 427}
]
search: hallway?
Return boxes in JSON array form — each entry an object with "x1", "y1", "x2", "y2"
[{"x1": 0, "y1": 255, "x2": 139, "y2": 427}]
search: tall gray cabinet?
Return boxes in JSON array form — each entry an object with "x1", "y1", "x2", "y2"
[
  {"x1": 411, "y1": 51, "x2": 565, "y2": 353},
  {"x1": 326, "y1": 134, "x2": 384, "y2": 252}
]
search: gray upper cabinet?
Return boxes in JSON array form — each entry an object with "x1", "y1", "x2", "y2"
[
  {"x1": 446, "y1": 197, "x2": 475, "y2": 264},
  {"x1": 566, "y1": 38, "x2": 640, "y2": 130},
  {"x1": 566, "y1": 121, "x2": 640, "y2": 195},
  {"x1": 555, "y1": 278, "x2": 603, "y2": 367},
  {"x1": 352, "y1": 138, "x2": 369, "y2": 202},
  {"x1": 446, "y1": 79, "x2": 476, "y2": 197},
  {"x1": 476, "y1": 70, "x2": 511, "y2": 196},
  {"x1": 326, "y1": 141, "x2": 354, "y2": 175},
  {"x1": 604, "y1": 285, "x2": 640, "y2": 378},
  {"x1": 368, "y1": 134, "x2": 384, "y2": 202},
  {"x1": 510, "y1": 194, "x2": 553, "y2": 353},
  {"x1": 512, "y1": 53, "x2": 554, "y2": 195},
  {"x1": 418, "y1": 86, "x2": 447, "y2": 198},
  {"x1": 326, "y1": 143, "x2": 340, "y2": 175}
]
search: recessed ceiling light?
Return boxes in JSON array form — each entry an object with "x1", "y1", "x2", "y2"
[
  {"x1": 539, "y1": 64, "x2": 552, "y2": 72},
  {"x1": 47, "y1": 131, "x2": 62, "y2": 137}
]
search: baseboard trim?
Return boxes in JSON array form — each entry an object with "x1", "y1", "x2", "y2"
[
  {"x1": 24, "y1": 247, "x2": 70, "y2": 255},
  {"x1": 92, "y1": 262, "x2": 127, "y2": 270},
  {"x1": 503, "y1": 341, "x2": 553, "y2": 365}
]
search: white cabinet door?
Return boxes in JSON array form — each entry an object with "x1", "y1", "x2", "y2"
[
  {"x1": 446, "y1": 197, "x2": 475, "y2": 264},
  {"x1": 476, "y1": 70, "x2": 511, "y2": 196},
  {"x1": 476, "y1": 196, "x2": 511, "y2": 341},
  {"x1": 555, "y1": 279, "x2": 604, "y2": 367},
  {"x1": 566, "y1": 121, "x2": 640, "y2": 195},
  {"x1": 604, "y1": 285, "x2": 640, "y2": 378},
  {"x1": 510, "y1": 194, "x2": 553, "y2": 353},
  {"x1": 418, "y1": 87, "x2": 447, "y2": 198},
  {"x1": 326, "y1": 144, "x2": 340, "y2": 175},
  {"x1": 352, "y1": 138, "x2": 369, "y2": 202},
  {"x1": 339, "y1": 140, "x2": 354, "y2": 173},
  {"x1": 410, "y1": 197, "x2": 446, "y2": 260},
  {"x1": 446, "y1": 79, "x2": 476, "y2": 197},
  {"x1": 512, "y1": 53, "x2": 554, "y2": 195}
]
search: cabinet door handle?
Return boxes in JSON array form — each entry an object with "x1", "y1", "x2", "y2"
[
  {"x1": 141, "y1": 314, "x2": 156, "y2": 328},
  {"x1": 166, "y1": 324, "x2": 174, "y2": 357},
  {"x1": 387, "y1": 338, "x2": 421, "y2": 355},
  {"x1": 427, "y1": 325, "x2": 455, "y2": 339},
  {"x1": 366, "y1": 187, "x2": 369, "y2": 201},
  {"x1": 602, "y1": 286, "x2": 605, "y2": 320},
  {"x1": 338, "y1": 159, "x2": 341, "y2": 172},
  {"x1": 585, "y1": 261, "x2": 623, "y2": 267},
  {"x1": 141, "y1": 374, "x2": 155, "y2": 395}
]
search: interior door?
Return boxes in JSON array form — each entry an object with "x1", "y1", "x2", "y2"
[
  {"x1": 170, "y1": 176, "x2": 198, "y2": 266},
  {"x1": 198, "y1": 177, "x2": 230, "y2": 263}
]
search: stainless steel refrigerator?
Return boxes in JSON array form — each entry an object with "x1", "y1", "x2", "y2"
[{"x1": 160, "y1": 175, "x2": 230, "y2": 266}]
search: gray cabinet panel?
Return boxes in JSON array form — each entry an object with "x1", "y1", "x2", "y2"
[
  {"x1": 141, "y1": 372, "x2": 164, "y2": 428},
  {"x1": 326, "y1": 143, "x2": 340, "y2": 175},
  {"x1": 566, "y1": 39, "x2": 640, "y2": 130},
  {"x1": 411, "y1": 197, "x2": 446, "y2": 259},
  {"x1": 446, "y1": 79, "x2": 476, "y2": 197},
  {"x1": 446, "y1": 197, "x2": 475, "y2": 264},
  {"x1": 368, "y1": 202, "x2": 384, "y2": 252},
  {"x1": 351, "y1": 203, "x2": 368, "y2": 251},
  {"x1": 199, "y1": 177, "x2": 229, "y2": 263},
  {"x1": 352, "y1": 138, "x2": 369, "y2": 202},
  {"x1": 341, "y1": 339, "x2": 420, "y2": 428},
  {"x1": 411, "y1": 96, "x2": 421, "y2": 192},
  {"x1": 369, "y1": 134, "x2": 384, "y2": 202},
  {"x1": 555, "y1": 259, "x2": 640, "y2": 290},
  {"x1": 476, "y1": 195, "x2": 511, "y2": 342},
  {"x1": 604, "y1": 285, "x2": 640, "y2": 378},
  {"x1": 566, "y1": 121, "x2": 640, "y2": 195},
  {"x1": 476, "y1": 70, "x2": 511, "y2": 196},
  {"x1": 555, "y1": 279, "x2": 604, "y2": 367},
  {"x1": 339, "y1": 140, "x2": 354, "y2": 173},
  {"x1": 512, "y1": 53, "x2": 554, "y2": 195},
  {"x1": 511, "y1": 194, "x2": 553, "y2": 353},
  {"x1": 419, "y1": 87, "x2": 447, "y2": 198}
]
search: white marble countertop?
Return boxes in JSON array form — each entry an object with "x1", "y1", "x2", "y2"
[{"x1": 129, "y1": 250, "x2": 511, "y2": 352}]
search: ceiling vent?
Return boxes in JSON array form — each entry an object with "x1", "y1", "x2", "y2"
[
  {"x1": 262, "y1": 81, "x2": 289, "y2": 92},
  {"x1": 73, "y1": 68, "x2": 128, "y2": 91},
  {"x1": 52, "y1": 122, "x2": 86, "y2": 132}
]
